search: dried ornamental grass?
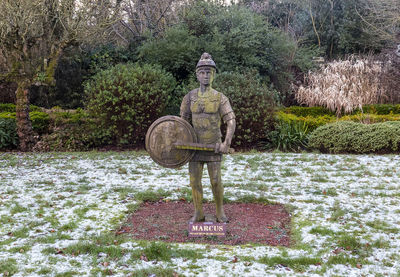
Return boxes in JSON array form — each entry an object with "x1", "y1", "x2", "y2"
[{"x1": 296, "y1": 56, "x2": 384, "y2": 116}]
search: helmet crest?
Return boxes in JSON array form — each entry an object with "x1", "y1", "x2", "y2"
[{"x1": 196, "y1": 53, "x2": 217, "y2": 70}]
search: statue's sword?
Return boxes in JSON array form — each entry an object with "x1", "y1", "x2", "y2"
[{"x1": 173, "y1": 142, "x2": 235, "y2": 154}]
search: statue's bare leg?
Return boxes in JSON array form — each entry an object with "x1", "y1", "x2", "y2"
[
  {"x1": 208, "y1": 161, "x2": 228, "y2": 223},
  {"x1": 189, "y1": 161, "x2": 205, "y2": 222}
]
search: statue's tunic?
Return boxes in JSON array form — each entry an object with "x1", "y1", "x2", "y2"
[{"x1": 180, "y1": 88, "x2": 235, "y2": 162}]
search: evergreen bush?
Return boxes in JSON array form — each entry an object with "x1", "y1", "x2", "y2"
[
  {"x1": 139, "y1": 1, "x2": 317, "y2": 101},
  {"x1": 213, "y1": 71, "x2": 278, "y2": 148},
  {"x1": 0, "y1": 118, "x2": 18, "y2": 149},
  {"x1": 0, "y1": 111, "x2": 50, "y2": 135},
  {"x1": 84, "y1": 63, "x2": 176, "y2": 145},
  {"x1": 309, "y1": 121, "x2": 400, "y2": 153}
]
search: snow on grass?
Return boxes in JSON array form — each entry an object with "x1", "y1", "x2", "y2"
[{"x1": 1, "y1": 151, "x2": 400, "y2": 276}]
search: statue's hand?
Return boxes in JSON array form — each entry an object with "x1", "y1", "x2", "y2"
[{"x1": 219, "y1": 142, "x2": 229, "y2": 154}]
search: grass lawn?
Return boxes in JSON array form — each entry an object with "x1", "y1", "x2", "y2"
[{"x1": 0, "y1": 151, "x2": 399, "y2": 276}]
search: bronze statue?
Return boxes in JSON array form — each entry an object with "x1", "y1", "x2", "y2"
[
  {"x1": 180, "y1": 53, "x2": 236, "y2": 222},
  {"x1": 145, "y1": 53, "x2": 236, "y2": 223}
]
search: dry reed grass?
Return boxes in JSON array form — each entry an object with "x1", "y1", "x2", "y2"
[{"x1": 296, "y1": 55, "x2": 385, "y2": 116}]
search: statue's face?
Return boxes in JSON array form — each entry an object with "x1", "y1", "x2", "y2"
[{"x1": 196, "y1": 67, "x2": 215, "y2": 86}]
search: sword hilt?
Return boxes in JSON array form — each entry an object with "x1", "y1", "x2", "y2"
[{"x1": 214, "y1": 143, "x2": 235, "y2": 154}]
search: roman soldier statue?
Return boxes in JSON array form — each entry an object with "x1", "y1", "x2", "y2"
[{"x1": 180, "y1": 53, "x2": 236, "y2": 222}]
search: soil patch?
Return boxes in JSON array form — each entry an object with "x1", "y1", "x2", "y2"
[{"x1": 118, "y1": 201, "x2": 291, "y2": 246}]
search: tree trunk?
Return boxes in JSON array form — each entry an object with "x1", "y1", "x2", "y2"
[{"x1": 15, "y1": 80, "x2": 36, "y2": 151}]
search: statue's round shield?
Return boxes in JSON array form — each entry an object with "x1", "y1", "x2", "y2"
[{"x1": 145, "y1": 116, "x2": 197, "y2": 168}]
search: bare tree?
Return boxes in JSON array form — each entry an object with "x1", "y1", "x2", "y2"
[
  {"x1": 116, "y1": 0, "x2": 186, "y2": 41},
  {"x1": 0, "y1": 0, "x2": 120, "y2": 151},
  {"x1": 358, "y1": 0, "x2": 400, "y2": 43}
]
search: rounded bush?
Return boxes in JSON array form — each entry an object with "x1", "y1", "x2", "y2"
[
  {"x1": 309, "y1": 121, "x2": 400, "y2": 153},
  {"x1": 84, "y1": 63, "x2": 176, "y2": 145},
  {"x1": 213, "y1": 71, "x2": 278, "y2": 148}
]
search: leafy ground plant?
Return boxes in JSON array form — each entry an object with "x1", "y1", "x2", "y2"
[{"x1": 267, "y1": 120, "x2": 310, "y2": 152}]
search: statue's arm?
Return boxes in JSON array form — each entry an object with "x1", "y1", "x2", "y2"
[
  {"x1": 224, "y1": 118, "x2": 236, "y2": 146},
  {"x1": 219, "y1": 94, "x2": 236, "y2": 153},
  {"x1": 219, "y1": 117, "x2": 236, "y2": 153}
]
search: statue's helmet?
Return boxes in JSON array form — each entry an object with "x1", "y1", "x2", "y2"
[{"x1": 196, "y1": 53, "x2": 216, "y2": 70}]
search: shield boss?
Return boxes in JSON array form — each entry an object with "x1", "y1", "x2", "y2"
[{"x1": 145, "y1": 116, "x2": 197, "y2": 168}]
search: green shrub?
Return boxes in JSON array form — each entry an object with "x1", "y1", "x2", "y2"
[
  {"x1": 341, "y1": 113, "x2": 400, "y2": 124},
  {"x1": 213, "y1": 71, "x2": 278, "y2": 148},
  {"x1": 309, "y1": 121, "x2": 400, "y2": 154},
  {"x1": 353, "y1": 104, "x2": 400, "y2": 115},
  {"x1": 84, "y1": 63, "x2": 176, "y2": 145},
  {"x1": 32, "y1": 108, "x2": 114, "y2": 151},
  {"x1": 0, "y1": 103, "x2": 41, "y2": 112},
  {"x1": 282, "y1": 106, "x2": 335, "y2": 117},
  {"x1": 0, "y1": 118, "x2": 18, "y2": 149},
  {"x1": 30, "y1": 111, "x2": 50, "y2": 134},
  {"x1": 35, "y1": 119, "x2": 113, "y2": 151},
  {"x1": 277, "y1": 109, "x2": 400, "y2": 133},
  {"x1": 283, "y1": 105, "x2": 400, "y2": 117},
  {"x1": 0, "y1": 111, "x2": 50, "y2": 135},
  {"x1": 50, "y1": 107, "x2": 89, "y2": 126},
  {"x1": 267, "y1": 121, "x2": 310, "y2": 152},
  {"x1": 276, "y1": 111, "x2": 336, "y2": 132},
  {"x1": 0, "y1": 112, "x2": 14, "y2": 119}
]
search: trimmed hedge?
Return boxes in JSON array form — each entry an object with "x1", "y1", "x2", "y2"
[
  {"x1": 309, "y1": 121, "x2": 400, "y2": 154},
  {"x1": 33, "y1": 108, "x2": 113, "y2": 151},
  {"x1": 0, "y1": 103, "x2": 41, "y2": 113},
  {"x1": 0, "y1": 111, "x2": 50, "y2": 134},
  {"x1": 276, "y1": 111, "x2": 335, "y2": 132},
  {"x1": 353, "y1": 104, "x2": 400, "y2": 115},
  {"x1": 277, "y1": 110, "x2": 400, "y2": 133},
  {"x1": 341, "y1": 113, "x2": 400, "y2": 123},
  {"x1": 34, "y1": 120, "x2": 112, "y2": 151},
  {"x1": 283, "y1": 105, "x2": 400, "y2": 117},
  {"x1": 282, "y1": 106, "x2": 335, "y2": 117}
]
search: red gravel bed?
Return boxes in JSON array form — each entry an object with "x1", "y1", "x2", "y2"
[{"x1": 118, "y1": 201, "x2": 291, "y2": 246}]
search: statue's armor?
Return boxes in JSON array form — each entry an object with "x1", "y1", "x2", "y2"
[{"x1": 180, "y1": 88, "x2": 235, "y2": 162}]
